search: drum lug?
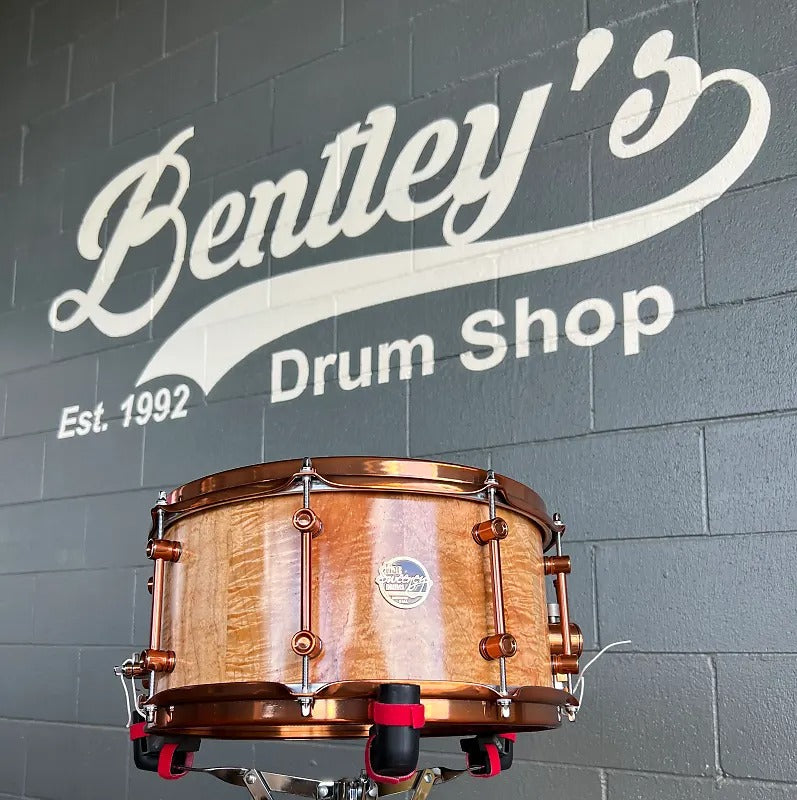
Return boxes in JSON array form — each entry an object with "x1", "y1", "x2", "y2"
[
  {"x1": 548, "y1": 514, "x2": 580, "y2": 696},
  {"x1": 475, "y1": 471, "x2": 515, "y2": 697},
  {"x1": 140, "y1": 648, "x2": 177, "y2": 673},
  {"x1": 147, "y1": 538, "x2": 182, "y2": 562},
  {"x1": 479, "y1": 633, "x2": 517, "y2": 661},
  {"x1": 471, "y1": 517, "x2": 508, "y2": 545},
  {"x1": 292, "y1": 458, "x2": 323, "y2": 711}
]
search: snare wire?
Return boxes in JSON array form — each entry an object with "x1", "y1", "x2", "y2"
[{"x1": 572, "y1": 640, "x2": 631, "y2": 713}]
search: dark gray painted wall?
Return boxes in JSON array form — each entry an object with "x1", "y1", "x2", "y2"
[{"x1": 0, "y1": 0, "x2": 795, "y2": 798}]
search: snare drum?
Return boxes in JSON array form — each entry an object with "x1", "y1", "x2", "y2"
[{"x1": 136, "y1": 457, "x2": 581, "y2": 739}]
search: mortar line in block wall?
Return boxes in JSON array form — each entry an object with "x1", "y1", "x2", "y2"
[
  {"x1": 139, "y1": 424, "x2": 146, "y2": 488},
  {"x1": 591, "y1": 544, "x2": 601, "y2": 649},
  {"x1": 130, "y1": 570, "x2": 139, "y2": 645},
  {"x1": 339, "y1": 0, "x2": 345, "y2": 47},
  {"x1": 588, "y1": 346, "x2": 595, "y2": 430},
  {"x1": 65, "y1": 43, "x2": 73, "y2": 105},
  {"x1": 260, "y1": 403, "x2": 266, "y2": 463},
  {"x1": 723, "y1": 172, "x2": 797, "y2": 203},
  {"x1": 502, "y1": 759, "x2": 797, "y2": 786},
  {"x1": 600, "y1": 769, "x2": 797, "y2": 789},
  {"x1": 599, "y1": 768, "x2": 608, "y2": 800},
  {"x1": 21, "y1": 725, "x2": 29, "y2": 800},
  {"x1": 74, "y1": 648, "x2": 81, "y2": 722},
  {"x1": 108, "y1": 82, "x2": 115, "y2": 146},
  {"x1": 698, "y1": 210, "x2": 708, "y2": 307},
  {"x1": 597, "y1": 0, "x2": 695, "y2": 29},
  {"x1": 213, "y1": 31, "x2": 219, "y2": 102},
  {"x1": 0, "y1": 717, "x2": 129, "y2": 733},
  {"x1": 699, "y1": 426, "x2": 710, "y2": 536},
  {"x1": 269, "y1": 77, "x2": 276, "y2": 153},
  {"x1": 26, "y1": 4, "x2": 34, "y2": 66},
  {"x1": 587, "y1": 130, "x2": 594, "y2": 222},
  {"x1": 408, "y1": 24, "x2": 413, "y2": 98},
  {"x1": 417, "y1": 745, "x2": 797, "y2": 783},
  {"x1": 709, "y1": 655, "x2": 725, "y2": 778},
  {"x1": 5, "y1": 537, "x2": 797, "y2": 578},
  {"x1": 17, "y1": 125, "x2": 25, "y2": 189},
  {"x1": 38, "y1": 437, "x2": 46, "y2": 502},
  {"x1": 162, "y1": 0, "x2": 168, "y2": 56}
]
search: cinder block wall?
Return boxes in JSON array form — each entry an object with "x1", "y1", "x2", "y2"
[{"x1": 0, "y1": 0, "x2": 795, "y2": 798}]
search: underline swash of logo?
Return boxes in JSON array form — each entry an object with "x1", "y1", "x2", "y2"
[{"x1": 49, "y1": 29, "x2": 770, "y2": 394}]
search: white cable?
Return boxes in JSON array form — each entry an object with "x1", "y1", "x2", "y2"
[
  {"x1": 118, "y1": 659, "x2": 134, "y2": 727},
  {"x1": 572, "y1": 640, "x2": 631, "y2": 713}
]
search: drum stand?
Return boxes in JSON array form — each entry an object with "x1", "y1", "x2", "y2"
[{"x1": 186, "y1": 764, "x2": 463, "y2": 800}]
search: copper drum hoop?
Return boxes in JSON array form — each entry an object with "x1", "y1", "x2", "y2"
[{"x1": 145, "y1": 457, "x2": 571, "y2": 739}]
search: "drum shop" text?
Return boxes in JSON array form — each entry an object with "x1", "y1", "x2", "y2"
[{"x1": 270, "y1": 284, "x2": 673, "y2": 402}]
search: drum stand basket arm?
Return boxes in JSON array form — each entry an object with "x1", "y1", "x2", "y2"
[{"x1": 185, "y1": 764, "x2": 463, "y2": 800}]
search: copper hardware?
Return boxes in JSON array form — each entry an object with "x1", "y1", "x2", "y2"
[
  {"x1": 147, "y1": 576, "x2": 154, "y2": 594},
  {"x1": 550, "y1": 654, "x2": 579, "y2": 674},
  {"x1": 475, "y1": 470, "x2": 517, "y2": 701},
  {"x1": 543, "y1": 555, "x2": 571, "y2": 575},
  {"x1": 292, "y1": 508, "x2": 323, "y2": 537},
  {"x1": 554, "y1": 568, "x2": 572, "y2": 657},
  {"x1": 548, "y1": 623, "x2": 584, "y2": 656},
  {"x1": 147, "y1": 493, "x2": 172, "y2": 698},
  {"x1": 297, "y1": 517, "x2": 321, "y2": 658},
  {"x1": 149, "y1": 557, "x2": 165, "y2": 655},
  {"x1": 471, "y1": 517, "x2": 508, "y2": 545},
  {"x1": 291, "y1": 630, "x2": 323, "y2": 659},
  {"x1": 140, "y1": 648, "x2": 176, "y2": 673},
  {"x1": 146, "y1": 538, "x2": 182, "y2": 562},
  {"x1": 479, "y1": 633, "x2": 517, "y2": 661},
  {"x1": 160, "y1": 457, "x2": 558, "y2": 551},
  {"x1": 146, "y1": 681, "x2": 575, "y2": 739},
  {"x1": 548, "y1": 513, "x2": 580, "y2": 679},
  {"x1": 488, "y1": 537, "x2": 508, "y2": 643}
]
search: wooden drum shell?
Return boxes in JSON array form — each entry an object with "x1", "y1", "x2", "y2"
[{"x1": 146, "y1": 459, "x2": 572, "y2": 738}]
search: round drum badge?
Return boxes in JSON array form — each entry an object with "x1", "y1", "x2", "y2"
[{"x1": 375, "y1": 557, "x2": 433, "y2": 609}]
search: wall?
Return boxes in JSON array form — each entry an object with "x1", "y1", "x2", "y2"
[{"x1": 0, "y1": 0, "x2": 795, "y2": 798}]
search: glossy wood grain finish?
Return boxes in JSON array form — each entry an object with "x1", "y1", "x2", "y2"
[{"x1": 155, "y1": 490, "x2": 551, "y2": 696}]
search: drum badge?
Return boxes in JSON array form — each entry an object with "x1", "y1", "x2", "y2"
[{"x1": 375, "y1": 557, "x2": 433, "y2": 609}]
